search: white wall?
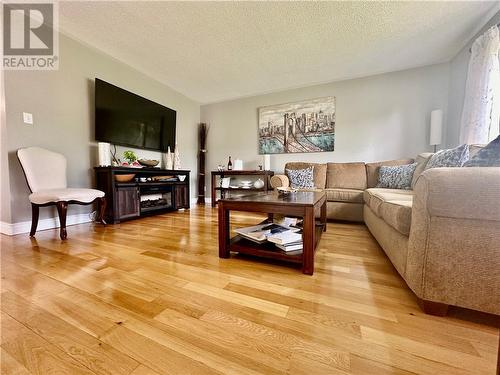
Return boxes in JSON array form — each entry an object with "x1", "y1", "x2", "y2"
[
  {"x1": 446, "y1": 10, "x2": 500, "y2": 147},
  {"x1": 201, "y1": 63, "x2": 450, "y2": 192},
  {"x1": 3, "y1": 33, "x2": 200, "y2": 227}
]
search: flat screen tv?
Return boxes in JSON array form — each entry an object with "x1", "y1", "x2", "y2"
[{"x1": 95, "y1": 78, "x2": 176, "y2": 152}]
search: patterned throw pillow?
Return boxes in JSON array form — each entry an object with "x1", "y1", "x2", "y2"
[
  {"x1": 377, "y1": 163, "x2": 418, "y2": 190},
  {"x1": 286, "y1": 167, "x2": 314, "y2": 189},
  {"x1": 425, "y1": 144, "x2": 469, "y2": 170},
  {"x1": 464, "y1": 135, "x2": 500, "y2": 167}
]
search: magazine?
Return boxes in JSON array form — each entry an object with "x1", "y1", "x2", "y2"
[
  {"x1": 275, "y1": 241, "x2": 303, "y2": 252},
  {"x1": 235, "y1": 223, "x2": 299, "y2": 244},
  {"x1": 266, "y1": 231, "x2": 302, "y2": 245}
]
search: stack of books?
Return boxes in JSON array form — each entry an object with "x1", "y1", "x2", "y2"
[{"x1": 235, "y1": 220, "x2": 303, "y2": 252}]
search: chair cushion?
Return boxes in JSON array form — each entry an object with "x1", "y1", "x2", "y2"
[
  {"x1": 326, "y1": 162, "x2": 367, "y2": 190},
  {"x1": 284, "y1": 162, "x2": 327, "y2": 189},
  {"x1": 17, "y1": 147, "x2": 67, "y2": 192},
  {"x1": 366, "y1": 158, "x2": 414, "y2": 188},
  {"x1": 324, "y1": 188, "x2": 364, "y2": 203},
  {"x1": 29, "y1": 188, "x2": 105, "y2": 205}
]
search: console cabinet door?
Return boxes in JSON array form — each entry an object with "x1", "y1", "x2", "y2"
[
  {"x1": 175, "y1": 185, "x2": 189, "y2": 209},
  {"x1": 117, "y1": 186, "x2": 140, "y2": 219}
]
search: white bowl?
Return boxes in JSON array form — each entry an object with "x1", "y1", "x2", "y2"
[{"x1": 177, "y1": 175, "x2": 186, "y2": 182}]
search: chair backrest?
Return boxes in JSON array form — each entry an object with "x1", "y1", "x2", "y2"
[{"x1": 17, "y1": 147, "x2": 67, "y2": 192}]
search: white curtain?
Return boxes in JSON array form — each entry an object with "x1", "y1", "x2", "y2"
[{"x1": 460, "y1": 26, "x2": 500, "y2": 144}]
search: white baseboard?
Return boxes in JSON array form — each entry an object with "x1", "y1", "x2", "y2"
[
  {"x1": 1, "y1": 200, "x2": 215, "y2": 235},
  {"x1": 0, "y1": 213, "x2": 93, "y2": 236},
  {"x1": 190, "y1": 198, "x2": 212, "y2": 205}
]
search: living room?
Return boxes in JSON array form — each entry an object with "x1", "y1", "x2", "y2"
[{"x1": 1, "y1": 2, "x2": 499, "y2": 374}]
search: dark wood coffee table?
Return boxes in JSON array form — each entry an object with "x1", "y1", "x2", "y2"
[{"x1": 218, "y1": 191, "x2": 327, "y2": 275}]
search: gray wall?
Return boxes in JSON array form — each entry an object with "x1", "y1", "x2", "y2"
[
  {"x1": 446, "y1": 10, "x2": 500, "y2": 147},
  {"x1": 1, "y1": 69, "x2": 11, "y2": 223},
  {"x1": 201, "y1": 63, "x2": 450, "y2": 192},
  {"x1": 4, "y1": 33, "x2": 200, "y2": 224}
]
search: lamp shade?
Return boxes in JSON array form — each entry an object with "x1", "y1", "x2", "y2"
[{"x1": 430, "y1": 109, "x2": 443, "y2": 146}]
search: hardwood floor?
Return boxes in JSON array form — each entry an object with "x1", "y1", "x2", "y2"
[{"x1": 1, "y1": 206, "x2": 498, "y2": 375}]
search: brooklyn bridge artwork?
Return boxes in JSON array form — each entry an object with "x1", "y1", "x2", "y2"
[{"x1": 258, "y1": 96, "x2": 335, "y2": 154}]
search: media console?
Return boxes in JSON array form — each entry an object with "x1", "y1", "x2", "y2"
[{"x1": 95, "y1": 166, "x2": 190, "y2": 224}]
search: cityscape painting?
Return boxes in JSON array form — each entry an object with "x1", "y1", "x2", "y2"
[{"x1": 258, "y1": 96, "x2": 336, "y2": 154}]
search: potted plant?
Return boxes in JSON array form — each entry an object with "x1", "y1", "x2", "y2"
[{"x1": 122, "y1": 150, "x2": 140, "y2": 167}]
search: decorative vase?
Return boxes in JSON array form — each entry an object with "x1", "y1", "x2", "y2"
[
  {"x1": 263, "y1": 154, "x2": 271, "y2": 171},
  {"x1": 164, "y1": 147, "x2": 173, "y2": 170},
  {"x1": 97, "y1": 142, "x2": 111, "y2": 166},
  {"x1": 233, "y1": 159, "x2": 243, "y2": 170},
  {"x1": 254, "y1": 178, "x2": 264, "y2": 189},
  {"x1": 174, "y1": 143, "x2": 181, "y2": 170}
]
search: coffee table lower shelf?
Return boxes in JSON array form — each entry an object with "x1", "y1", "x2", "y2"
[{"x1": 228, "y1": 224, "x2": 324, "y2": 265}]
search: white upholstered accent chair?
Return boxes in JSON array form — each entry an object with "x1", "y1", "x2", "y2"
[{"x1": 17, "y1": 147, "x2": 106, "y2": 240}]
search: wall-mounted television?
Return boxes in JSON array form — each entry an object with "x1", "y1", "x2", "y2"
[{"x1": 95, "y1": 78, "x2": 176, "y2": 152}]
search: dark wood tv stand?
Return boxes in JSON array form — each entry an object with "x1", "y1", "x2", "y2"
[{"x1": 95, "y1": 166, "x2": 190, "y2": 224}]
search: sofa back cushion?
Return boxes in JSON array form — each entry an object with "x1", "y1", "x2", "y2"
[
  {"x1": 327, "y1": 162, "x2": 367, "y2": 190},
  {"x1": 366, "y1": 159, "x2": 414, "y2": 188},
  {"x1": 284, "y1": 162, "x2": 327, "y2": 189},
  {"x1": 411, "y1": 152, "x2": 433, "y2": 189}
]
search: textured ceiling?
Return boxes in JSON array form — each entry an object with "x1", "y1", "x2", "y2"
[{"x1": 58, "y1": 1, "x2": 499, "y2": 104}]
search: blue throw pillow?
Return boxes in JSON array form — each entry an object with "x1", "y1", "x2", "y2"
[
  {"x1": 286, "y1": 167, "x2": 314, "y2": 189},
  {"x1": 425, "y1": 144, "x2": 469, "y2": 170},
  {"x1": 464, "y1": 135, "x2": 500, "y2": 167},
  {"x1": 377, "y1": 163, "x2": 418, "y2": 190}
]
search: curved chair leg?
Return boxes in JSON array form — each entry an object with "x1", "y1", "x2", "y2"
[
  {"x1": 56, "y1": 201, "x2": 68, "y2": 240},
  {"x1": 30, "y1": 203, "x2": 39, "y2": 237},
  {"x1": 98, "y1": 197, "x2": 107, "y2": 224}
]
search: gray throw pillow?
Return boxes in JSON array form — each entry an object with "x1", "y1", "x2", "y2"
[
  {"x1": 425, "y1": 144, "x2": 469, "y2": 170},
  {"x1": 286, "y1": 167, "x2": 314, "y2": 189},
  {"x1": 464, "y1": 135, "x2": 500, "y2": 167},
  {"x1": 377, "y1": 163, "x2": 418, "y2": 190}
]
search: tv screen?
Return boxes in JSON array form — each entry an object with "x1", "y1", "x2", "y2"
[{"x1": 95, "y1": 78, "x2": 176, "y2": 152}]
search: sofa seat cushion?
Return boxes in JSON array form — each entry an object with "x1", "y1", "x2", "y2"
[
  {"x1": 364, "y1": 188, "x2": 413, "y2": 236},
  {"x1": 325, "y1": 188, "x2": 364, "y2": 203},
  {"x1": 364, "y1": 188, "x2": 413, "y2": 216},
  {"x1": 29, "y1": 188, "x2": 105, "y2": 205},
  {"x1": 379, "y1": 200, "x2": 413, "y2": 236}
]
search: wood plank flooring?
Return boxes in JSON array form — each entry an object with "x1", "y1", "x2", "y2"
[{"x1": 1, "y1": 206, "x2": 498, "y2": 374}]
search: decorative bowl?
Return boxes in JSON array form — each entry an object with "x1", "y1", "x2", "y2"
[
  {"x1": 277, "y1": 187, "x2": 298, "y2": 195},
  {"x1": 177, "y1": 175, "x2": 187, "y2": 182},
  {"x1": 115, "y1": 174, "x2": 136, "y2": 182},
  {"x1": 138, "y1": 159, "x2": 160, "y2": 167}
]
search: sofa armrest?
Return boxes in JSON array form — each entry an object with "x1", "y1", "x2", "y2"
[
  {"x1": 406, "y1": 167, "x2": 500, "y2": 314},
  {"x1": 270, "y1": 174, "x2": 289, "y2": 189},
  {"x1": 415, "y1": 167, "x2": 500, "y2": 221}
]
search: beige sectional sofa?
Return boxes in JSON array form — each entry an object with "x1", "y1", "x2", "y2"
[{"x1": 271, "y1": 153, "x2": 500, "y2": 316}]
